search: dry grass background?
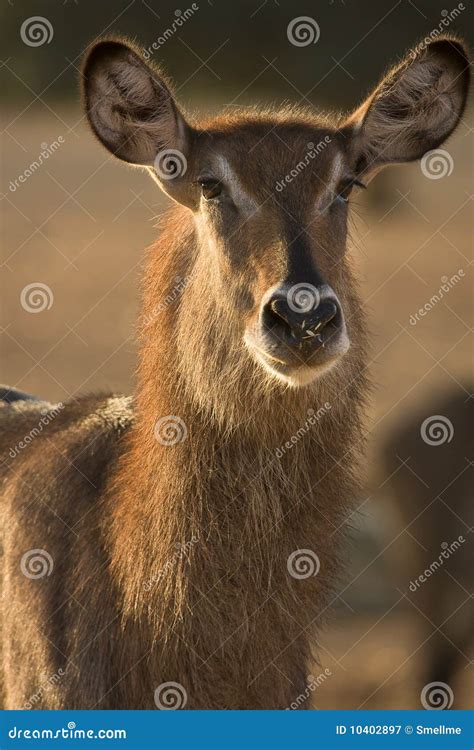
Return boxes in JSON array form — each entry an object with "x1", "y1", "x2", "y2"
[{"x1": 2, "y1": 99, "x2": 473, "y2": 708}]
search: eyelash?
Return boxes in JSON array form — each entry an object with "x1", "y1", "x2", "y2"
[
  {"x1": 337, "y1": 178, "x2": 366, "y2": 203},
  {"x1": 197, "y1": 178, "x2": 222, "y2": 201}
]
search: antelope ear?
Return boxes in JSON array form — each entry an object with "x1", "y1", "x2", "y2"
[
  {"x1": 82, "y1": 39, "x2": 191, "y2": 173},
  {"x1": 344, "y1": 37, "x2": 470, "y2": 177}
]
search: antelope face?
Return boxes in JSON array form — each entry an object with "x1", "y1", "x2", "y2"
[
  {"x1": 186, "y1": 125, "x2": 355, "y2": 387},
  {"x1": 83, "y1": 37, "x2": 469, "y2": 389}
]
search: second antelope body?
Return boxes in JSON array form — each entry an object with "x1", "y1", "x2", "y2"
[{"x1": 0, "y1": 35, "x2": 469, "y2": 709}]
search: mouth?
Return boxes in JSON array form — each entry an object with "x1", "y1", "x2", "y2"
[{"x1": 245, "y1": 332, "x2": 350, "y2": 387}]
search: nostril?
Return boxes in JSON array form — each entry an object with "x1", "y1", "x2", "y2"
[
  {"x1": 263, "y1": 297, "x2": 294, "y2": 336},
  {"x1": 299, "y1": 301, "x2": 338, "y2": 343},
  {"x1": 315, "y1": 301, "x2": 339, "y2": 330},
  {"x1": 270, "y1": 298, "x2": 291, "y2": 325},
  {"x1": 262, "y1": 292, "x2": 342, "y2": 347}
]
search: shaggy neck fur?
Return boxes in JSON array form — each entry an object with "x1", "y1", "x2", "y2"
[{"x1": 106, "y1": 207, "x2": 369, "y2": 709}]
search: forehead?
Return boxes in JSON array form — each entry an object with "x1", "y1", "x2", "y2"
[{"x1": 194, "y1": 115, "x2": 347, "y2": 201}]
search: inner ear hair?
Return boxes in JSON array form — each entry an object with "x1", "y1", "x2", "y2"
[
  {"x1": 82, "y1": 38, "x2": 190, "y2": 166},
  {"x1": 344, "y1": 35, "x2": 470, "y2": 175}
]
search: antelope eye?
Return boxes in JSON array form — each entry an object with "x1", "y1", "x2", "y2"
[
  {"x1": 200, "y1": 179, "x2": 222, "y2": 200},
  {"x1": 336, "y1": 178, "x2": 366, "y2": 203},
  {"x1": 337, "y1": 181, "x2": 354, "y2": 203}
]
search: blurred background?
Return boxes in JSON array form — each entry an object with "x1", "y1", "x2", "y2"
[{"x1": 1, "y1": 0, "x2": 473, "y2": 709}]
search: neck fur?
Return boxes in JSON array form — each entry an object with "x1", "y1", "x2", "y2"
[{"x1": 105, "y1": 208, "x2": 369, "y2": 707}]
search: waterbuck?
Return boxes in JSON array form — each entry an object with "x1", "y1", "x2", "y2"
[{"x1": 0, "y1": 35, "x2": 469, "y2": 709}]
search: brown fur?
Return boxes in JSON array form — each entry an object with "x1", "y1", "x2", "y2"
[{"x1": 0, "y1": 35, "x2": 469, "y2": 709}]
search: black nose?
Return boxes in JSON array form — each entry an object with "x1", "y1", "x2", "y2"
[{"x1": 263, "y1": 289, "x2": 341, "y2": 350}]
